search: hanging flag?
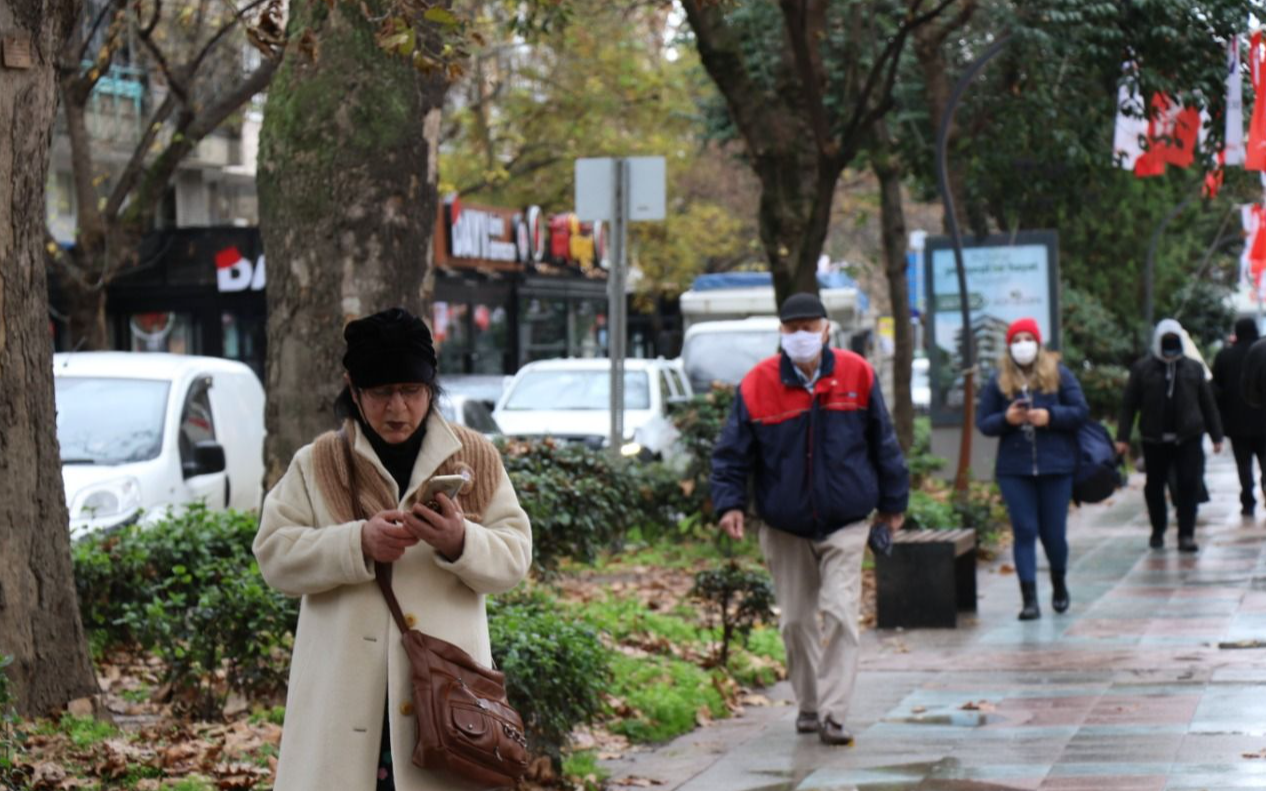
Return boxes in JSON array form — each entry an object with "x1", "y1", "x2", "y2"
[
  {"x1": 1242, "y1": 204, "x2": 1266, "y2": 298},
  {"x1": 1247, "y1": 32, "x2": 1266, "y2": 170},
  {"x1": 1113, "y1": 68, "x2": 1149, "y2": 171},
  {"x1": 1227, "y1": 38, "x2": 1246, "y2": 166},
  {"x1": 1206, "y1": 150, "x2": 1227, "y2": 199},
  {"x1": 1150, "y1": 93, "x2": 1202, "y2": 168}
]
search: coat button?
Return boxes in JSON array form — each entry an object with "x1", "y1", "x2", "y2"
[
  {"x1": 404, "y1": 614, "x2": 418, "y2": 628},
  {"x1": 400, "y1": 701, "x2": 414, "y2": 716}
]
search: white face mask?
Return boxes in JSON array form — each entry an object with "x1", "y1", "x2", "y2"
[
  {"x1": 781, "y1": 330, "x2": 825, "y2": 363},
  {"x1": 1010, "y1": 340, "x2": 1039, "y2": 366}
]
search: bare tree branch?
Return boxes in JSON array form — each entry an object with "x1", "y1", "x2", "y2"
[
  {"x1": 103, "y1": 93, "x2": 178, "y2": 220},
  {"x1": 72, "y1": 0, "x2": 120, "y2": 67},
  {"x1": 779, "y1": 0, "x2": 836, "y2": 158},
  {"x1": 187, "y1": 0, "x2": 273, "y2": 75},
  {"x1": 137, "y1": 21, "x2": 189, "y2": 103}
]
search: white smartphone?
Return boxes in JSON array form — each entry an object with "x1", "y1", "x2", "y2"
[{"x1": 413, "y1": 474, "x2": 466, "y2": 511}]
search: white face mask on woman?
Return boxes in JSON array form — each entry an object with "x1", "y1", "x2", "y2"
[
  {"x1": 1010, "y1": 340, "x2": 1039, "y2": 366},
  {"x1": 781, "y1": 330, "x2": 824, "y2": 364}
]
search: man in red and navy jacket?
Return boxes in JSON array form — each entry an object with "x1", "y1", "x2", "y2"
[{"x1": 711, "y1": 292, "x2": 908, "y2": 747}]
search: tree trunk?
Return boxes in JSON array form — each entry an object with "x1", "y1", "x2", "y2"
[
  {"x1": 258, "y1": 1, "x2": 448, "y2": 487},
  {"x1": 0, "y1": 0, "x2": 99, "y2": 716},
  {"x1": 60, "y1": 277, "x2": 110, "y2": 351},
  {"x1": 872, "y1": 124, "x2": 915, "y2": 452},
  {"x1": 758, "y1": 155, "x2": 843, "y2": 307}
]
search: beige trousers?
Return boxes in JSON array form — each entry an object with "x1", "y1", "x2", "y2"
[{"x1": 758, "y1": 520, "x2": 868, "y2": 725}]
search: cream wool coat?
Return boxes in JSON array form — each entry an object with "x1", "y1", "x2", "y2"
[{"x1": 254, "y1": 413, "x2": 532, "y2": 791}]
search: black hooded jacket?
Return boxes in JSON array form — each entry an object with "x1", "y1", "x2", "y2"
[
  {"x1": 1117, "y1": 320, "x2": 1223, "y2": 445},
  {"x1": 1212, "y1": 318, "x2": 1265, "y2": 438}
]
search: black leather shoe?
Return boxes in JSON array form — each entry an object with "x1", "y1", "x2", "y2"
[
  {"x1": 1178, "y1": 536, "x2": 1199, "y2": 553},
  {"x1": 1051, "y1": 572, "x2": 1070, "y2": 614},
  {"x1": 795, "y1": 711, "x2": 820, "y2": 734},
  {"x1": 819, "y1": 717, "x2": 853, "y2": 746},
  {"x1": 1019, "y1": 581, "x2": 1040, "y2": 621},
  {"x1": 1149, "y1": 533, "x2": 1164, "y2": 549}
]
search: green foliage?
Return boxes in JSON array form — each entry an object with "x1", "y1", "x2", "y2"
[
  {"x1": 690, "y1": 561, "x2": 775, "y2": 666},
  {"x1": 501, "y1": 440, "x2": 682, "y2": 572},
  {"x1": 606, "y1": 654, "x2": 726, "y2": 744},
  {"x1": 41, "y1": 713, "x2": 119, "y2": 748},
  {"x1": 73, "y1": 506, "x2": 297, "y2": 719},
  {"x1": 487, "y1": 592, "x2": 609, "y2": 762},
  {"x1": 905, "y1": 490, "x2": 957, "y2": 531},
  {"x1": 1063, "y1": 286, "x2": 1135, "y2": 370},
  {"x1": 907, "y1": 416, "x2": 946, "y2": 485},
  {"x1": 561, "y1": 749, "x2": 609, "y2": 789},
  {"x1": 0, "y1": 655, "x2": 21, "y2": 787},
  {"x1": 667, "y1": 385, "x2": 737, "y2": 521},
  {"x1": 1165, "y1": 279, "x2": 1236, "y2": 352}
]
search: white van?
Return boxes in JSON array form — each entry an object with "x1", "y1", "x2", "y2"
[
  {"x1": 54, "y1": 352, "x2": 266, "y2": 538},
  {"x1": 680, "y1": 316, "x2": 847, "y2": 394}
]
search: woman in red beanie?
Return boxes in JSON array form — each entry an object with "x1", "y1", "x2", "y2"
[{"x1": 977, "y1": 318, "x2": 1088, "y2": 620}]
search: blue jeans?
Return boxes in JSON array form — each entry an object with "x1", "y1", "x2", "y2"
[{"x1": 997, "y1": 474, "x2": 1073, "y2": 583}]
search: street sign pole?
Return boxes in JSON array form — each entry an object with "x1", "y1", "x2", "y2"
[
  {"x1": 576, "y1": 155, "x2": 664, "y2": 460},
  {"x1": 608, "y1": 158, "x2": 628, "y2": 456}
]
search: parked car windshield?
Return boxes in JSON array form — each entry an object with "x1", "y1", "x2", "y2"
[
  {"x1": 502, "y1": 370, "x2": 651, "y2": 411},
  {"x1": 683, "y1": 330, "x2": 778, "y2": 391},
  {"x1": 56, "y1": 377, "x2": 171, "y2": 464}
]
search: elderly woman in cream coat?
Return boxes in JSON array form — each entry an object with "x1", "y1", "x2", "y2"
[{"x1": 255, "y1": 308, "x2": 531, "y2": 791}]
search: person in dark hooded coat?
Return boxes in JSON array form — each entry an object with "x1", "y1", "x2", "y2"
[
  {"x1": 1212, "y1": 318, "x2": 1266, "y2": 516},
  {"x1": 1116, "y1": 319, "x2": 1223, "y2": 553}
]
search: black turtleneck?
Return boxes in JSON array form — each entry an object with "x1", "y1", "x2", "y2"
[{"x1": 355, "y1": 413, "x2": 425, "y2": 498}]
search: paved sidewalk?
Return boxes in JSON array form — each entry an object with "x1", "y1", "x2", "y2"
[{"x1": 603, "y1": 449, "x2": 1266, "y2": 790}]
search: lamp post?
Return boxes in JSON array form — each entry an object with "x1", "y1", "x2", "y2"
[{"x1": 936, "y1": 35, "x2": 1011, "y2": 495}]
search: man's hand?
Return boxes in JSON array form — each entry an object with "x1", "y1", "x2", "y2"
[
  {"x1": 1214, "y1": 441, "x2": 1224, "y2": 455},
  {"x1": 1027, "y1": 408, "x2": 1051, "y2": 428},
  {"x1": 1114, "y1": 441, "x2": 1130, "y2": 458},
  {"x1": 719, "y1": 509, "x2": 745, "y2": 541},
  {"x1": 361, "y1": 509, "x2": 417, "y2": 563},
  {"x1": 876, "y1": 512, "x2": 905, "y2": 533},
  {"x1": 403, "y1": 493, "x2": 467, "y2": 562}
]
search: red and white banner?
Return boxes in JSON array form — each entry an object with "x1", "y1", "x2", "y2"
[
  {"x1": 1247, "y1": 33, "x2": 1266, "y2": 170},
  {"x1": 1242, "y1": 204, "x2": 1266, "y2": 299},
  {"x1": 1113, "y1": 83, "x2": 1201, "y2": 177},
  {"x1": 1226, "y1": 39, "x2": 1246, "y2": 166}
]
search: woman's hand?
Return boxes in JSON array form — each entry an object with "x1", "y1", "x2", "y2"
[
  {"x1": 361, "y1": 510, "x2": 418, "y2": 563},
  {"x1": 1005, "y1": 401, "x2": 1029, "y2": 426},
  {"x1": 1027, "y1": 408, "x2": 1051, "y2": 427},
  {"x1": 404, "y1": 493, "x2": 467, "y2": 562}
]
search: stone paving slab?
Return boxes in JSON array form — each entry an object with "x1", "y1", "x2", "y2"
[{"x1": 601, "y1": 449, "x2": 1266, "y2": 790}]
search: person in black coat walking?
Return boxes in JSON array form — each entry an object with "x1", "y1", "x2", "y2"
[
  {"x1": 1212, "y1": 318, "x2": 1266, "y2": 517},
  {"x1": 1116, "y1": 319, "x2": 1224, "y2": 552}
]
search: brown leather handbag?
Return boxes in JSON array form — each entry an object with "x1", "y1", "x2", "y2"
[{"x1": 343, "y1": 434, "x2": 530, "y2": 788}]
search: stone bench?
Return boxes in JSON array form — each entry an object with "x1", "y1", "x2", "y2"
[{"x1": 875, "y1": 528, "x2": 977, "y2": 629}]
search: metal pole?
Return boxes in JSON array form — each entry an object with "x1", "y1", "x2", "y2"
[
  {"x1": 608, "y1": 158, "x2": 628, "y2": 457},
  {"x1": 936, "y1": 35, "x2": 1010, "y2": 495}
]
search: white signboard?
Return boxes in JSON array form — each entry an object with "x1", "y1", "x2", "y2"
[
  {"x1": 925, "y1": 231, "x2": 1059, "y2": 424},
  {"x1": 575, "y1": 157, "x2": 666, "y2": 222}
]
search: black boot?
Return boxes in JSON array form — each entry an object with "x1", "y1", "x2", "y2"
[
  {"x1": 1149, "y1": 530, "x2": 1164, "y2": 549},
  {"x1": 1018, "y1": 581, "x2": 1041, "y2": 621},
  {"x1": 1178, "y1": 534, "x2": 1199, "y2": 553},
  {"x1": 1051, "y1": 571, "x2": 1070, "y2": 614}
]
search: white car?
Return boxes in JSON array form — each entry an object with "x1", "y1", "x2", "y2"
[
  {"x1": 681, "y1": 316, "x2": 848, "y2": 393},
  {"x1": 492, "y1": 358, "x2": 692, "y2": 458},
  {"x1": 438, "y1": 393, "x2": 501, "y2": 436},
  {"x1": 54, "y1": 352, "x2": 266, "y2": 538}
]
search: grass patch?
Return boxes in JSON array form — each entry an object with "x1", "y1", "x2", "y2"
[
  {"x1": 248, "y1": 705, "x2": 286, "y2": 726},
  {"x1": 607, "y1": 653, "x2": 727, "y2": 743},
  {"x1": 163, "y1": 779, "x2": 215, "y2": 791},
  {"x1": 575, "y1": 595, "x2": 701, "y2": 647},
  {"x1": 562, "y1": 749, "x2": 610, "y2": 788},
  {"x1": 36, "y1": 714, "x2": 118, "y2": 748},
  {"x1": 118, "y1": 685, "x2": 152, "y2": 704}
]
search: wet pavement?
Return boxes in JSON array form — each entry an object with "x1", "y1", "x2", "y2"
[{"x1": 603, "y1": 448, "x2": 1266, "y2": 790}]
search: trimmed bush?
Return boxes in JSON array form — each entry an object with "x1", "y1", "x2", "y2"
[{"x1": 488, "y1": 592, "x2": 609, "y2": 762}]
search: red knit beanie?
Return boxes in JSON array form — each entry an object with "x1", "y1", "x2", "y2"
[{"x1": 1006, "y1": 318, "x2": 1042, "y2": 345}]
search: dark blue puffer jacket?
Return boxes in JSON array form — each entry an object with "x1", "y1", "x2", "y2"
[
  {"x1": 710, "y1": 349, "x2": 909, "y2": 540},
  {"x1": 976, "y1": 364, "x2": 1089, "y2": 477}
]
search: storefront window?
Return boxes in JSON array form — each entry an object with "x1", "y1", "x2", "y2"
[
  {"x1": 520, "y1": 297, "x2": 568, "y2": 364},
  {"x1": 221, "y1": 312, "x2": 265, "y2": 379},
  {"x1": 571, "y1": 300, "x2": 606, "y2": 358},
  {"x1": 434, "y1": 301, "x2": 470, "y2": 375},
  {"x1": 128, "y1": 312, "x2": 199, "y2": 355},
  {"x1": 471, "y1": 304, "x2": 508, "y2": 374}
]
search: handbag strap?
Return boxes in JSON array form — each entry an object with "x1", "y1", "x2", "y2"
[{"x1": 340, "y1": 429, "x2": 411, "y2": 635}]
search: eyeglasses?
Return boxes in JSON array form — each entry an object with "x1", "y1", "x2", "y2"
[{"x1": 360, "y1": 385, "x2": 428, "y2": 404}]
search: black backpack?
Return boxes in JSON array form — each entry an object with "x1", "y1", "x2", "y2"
[{"x1": 1073, "y1": 420, "x2": 1123, "y2": 504}]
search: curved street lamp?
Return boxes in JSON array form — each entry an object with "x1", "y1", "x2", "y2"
[{"x1": 936, "y1": 34, "x2": 1012, "y2": 495}]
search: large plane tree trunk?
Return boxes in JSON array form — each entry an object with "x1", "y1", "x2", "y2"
[
  {"x1": 0, "y1": 0, "x2": 99, "y2": 716},
  {"x1": 258, "y1": 0, "x2": 448, "y2": 486}
]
